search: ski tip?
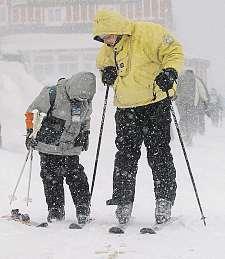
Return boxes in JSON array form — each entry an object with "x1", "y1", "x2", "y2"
[
  {"x1": 109, "y1": 226, "x2": 125, "y2": 234},
  {"x1": 69, "y1": 223, "x2": 83, "y2": 229},
  {"x1": 140, "y1": 227, "x2": 156, "y2": 234},
  {"x1": 36, "y1": 222, "x2": 48, "y2": 228}
]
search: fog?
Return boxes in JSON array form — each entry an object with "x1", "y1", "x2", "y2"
[{"x1": 173, "y1": 0, "x2": 225, "y2": 91}]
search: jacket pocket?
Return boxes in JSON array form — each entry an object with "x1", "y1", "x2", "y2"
[{"x1": 36, "y1": 116, "x2": 66, "y2": 146}]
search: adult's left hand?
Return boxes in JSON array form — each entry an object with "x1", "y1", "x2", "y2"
[{"x1": 155, "y1": 68, "x2": 178, "y2": 92}]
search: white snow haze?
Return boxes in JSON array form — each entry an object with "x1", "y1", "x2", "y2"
[{"x1": 172, "y1": 0, "x2": 225, "y2": 91}]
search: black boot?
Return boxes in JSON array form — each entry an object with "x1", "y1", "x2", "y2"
[
  {"x1": 76, "y1": 204, "x2": 90, "y2": 225},
  {"x1": 115, "y1": 203, "x2": 133, "y2": 225},
  {"x1": 155, "y1": 198, "x2": 172, "y2": 224},
  {"x1": 47, "y1": 207, "x2": 65, "y2": 223}
]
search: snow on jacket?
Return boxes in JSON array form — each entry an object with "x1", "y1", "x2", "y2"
[
  {"x1": 93, "y1": 9, "x2": 184, "y2": 108},
  {"x1": 26, "y1": 72, "x2": 96, "y2": 156}
]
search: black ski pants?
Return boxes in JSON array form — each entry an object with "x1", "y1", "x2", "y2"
[
  {"x1": 112, "y1": 99, "x2": 177, "y2": 205},
  {"x1": 39, "y1": 153, "x2": 90, "y2": 211}
]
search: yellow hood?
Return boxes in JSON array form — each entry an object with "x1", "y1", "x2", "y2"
[{"x1": 93, "y1": 9, "x2": 133, "y2": 40}]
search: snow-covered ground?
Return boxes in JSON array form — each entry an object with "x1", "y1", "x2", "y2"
[{"x1": 1, "y1": 63, "x2": 225, "y2": 259}]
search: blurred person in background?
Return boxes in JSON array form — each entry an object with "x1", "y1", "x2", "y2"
[
  {"x1": 194, "y1": 76, "x2": 209, "y2": 135},
  {"x1": 175, "y1": 69, "x2": 209, "y2": 145},
  {"x1": 207, "y1": 88, "x2": 223, "y2": 127}
]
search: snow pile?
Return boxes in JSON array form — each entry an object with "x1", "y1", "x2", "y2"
[{"x1": 0, "y1": 61, "x2": 43, "y2": 151}]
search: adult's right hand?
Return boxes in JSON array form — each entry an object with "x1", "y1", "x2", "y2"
[{"x1": 101, "y1": 66, "x2": 117, "y2": 86}]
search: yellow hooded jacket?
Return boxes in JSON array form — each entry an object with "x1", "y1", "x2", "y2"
[{"x1": 93, "y1": 10, "x2": 184, "y2": 108}]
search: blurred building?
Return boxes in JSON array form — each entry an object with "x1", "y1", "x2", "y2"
[
  {"x1": 0, "y1": 0, "x2": 209, "y2": 85},
  {"x1": 0, "y1": 0, "x2": 173, "y2": 34},
  {"x1": 0, "y1": 0, "x2": 173, "y2": 83}
]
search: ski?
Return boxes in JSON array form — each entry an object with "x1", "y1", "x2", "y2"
[
  {"x1": 68, "y1": 217, "x2": 94, "y2": 229},
  {"x1": 140, "y1": 217, "x2": 178, "y2": 234},
  {"x1": 108, "y1": 223, "x2": 128, "y2": 234},
  {"x1": 69, "y1": 222, "x2": 83, "y2": 229},
  {"x1": 1, "y1": 209, "x2": 48, "y2": 228},
  {"x1": 140, "y1": 227, "x2": 156, "y2": 234}
]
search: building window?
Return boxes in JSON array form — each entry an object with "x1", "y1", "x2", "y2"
[
  {"x1": 143, "y1": 0, "x2": 151, "y2": 19},
  {"x1": 12, "y1": 8, "x2": 19, "y2": 23},
  {"x1": 34, "y1": 7, "x2": 41, "y2": 23},
  {"x1": 152, "y1": 0, "x2": 160, "y2": 19},
  {"x1": 73, "y1": 4, "x2": 80, "y2": 22},
  {"x1": 134, "y1": 2, "x2": 142, "y2": 19},
  {"x1": 119, "y1": 3, "x2": 127, "y2": 16},
  {"x1": 66, "y1": 6, "x2": 72, "y2": 22},
  {"x1": 21, "y1": 6, "x2": 26, "y2": 23},
  {"x1": 88, "y1": 4, "x2": 96, "y2": 22},
  {"x1": 159, "y1": 0, "x2": 165, "y2": 18},
  {"x1": 28, "y1": 6, "x2": 34, "y2": 22},
  {"x1": 0, "y1": 6, "x2": 6, "y2": 23},
  {"x1": 127, "y1": 3, "x2": 134, "y2": 19},
  {"x1": 80, "y1": 4, "x2": 88, "y2": 22},
  {"x1": 47, "y1": 7, "x2": 62, "y2": 23}
]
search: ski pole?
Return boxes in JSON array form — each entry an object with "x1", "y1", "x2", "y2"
[
  {"x1": 90, "y1": 84, "x2": 110, "y2": 199},
  {"x1": 26, "y1": 148, "x2": 33, "y2": 207},
  {"x1": 10, "y1": 148, "x2": 31, "y2": 206},
  {"x1": 167, "y1": 93, "x2": 206, "y2": 226}
]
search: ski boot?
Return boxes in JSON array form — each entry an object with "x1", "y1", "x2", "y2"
[
  {"x1": 47, "y1": 207, "x2": 65, "y2": 223},
  {"x1": 11, "y1": 209, "x2": 21, "y2": 220},
  {"x1": 11, "y1": 209, "x2": 30, "y2": 223},
  {"x1": 155, "y1": 198, "x2": 172, "y2": 224},
  {"x1": 115, "y1": 203, "x2": 133, "y2": 225}
]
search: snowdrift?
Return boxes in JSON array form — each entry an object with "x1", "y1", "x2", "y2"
[{"x1": 0, "y1": 61, "x2": 43, "y2": 151}]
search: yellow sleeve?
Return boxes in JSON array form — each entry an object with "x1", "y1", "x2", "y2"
[
  {"x1": 157, "y1": 27, "x2": 184, "y2": 73},
  {"x1": 96, "y1": 45, "x2": 116, "y2": 70}
]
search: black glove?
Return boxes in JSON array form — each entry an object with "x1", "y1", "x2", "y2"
[
  {"x1": 25, "y1": 128, "x2": 37, "y2": 150},
  {"x1": 155, "y1": 68, "x2": 178, "y2": 92},
  {"x1": 101, "y1": 66, "x2": 117, "y2": 86},
  {"x1": 74, "y1": 130, "x2": 90, "y2": 151}
]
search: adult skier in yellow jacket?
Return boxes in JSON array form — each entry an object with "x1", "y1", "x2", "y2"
[{"x1": 93, "y1": 9, "x2": 184, "y2": 225}]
